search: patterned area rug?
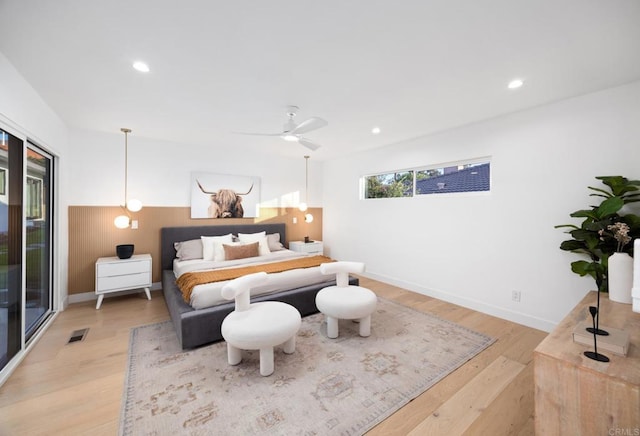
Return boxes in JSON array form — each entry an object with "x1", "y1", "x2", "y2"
[{"x1": 120, "y1": 298, "x2": 494, "y2": 435}]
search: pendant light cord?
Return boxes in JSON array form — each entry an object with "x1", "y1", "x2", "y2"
[
  {"x1": 305, "y1": 155, "x2": 309, "y2": 205},
  {"x1": 121, "y1": 128, "x2": 131, "y2": 207}
]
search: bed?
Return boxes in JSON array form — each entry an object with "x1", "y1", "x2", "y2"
[{"x1": 161, "y1": 223, "x2": 359, "y2": 349}]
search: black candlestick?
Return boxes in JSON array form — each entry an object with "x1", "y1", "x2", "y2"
[
  {"x1": 586, "y1": 290, "x2": 609, "y2": 336},
  {"x1": 584, "y1": 306, "x2": 610, "y2": 362}
]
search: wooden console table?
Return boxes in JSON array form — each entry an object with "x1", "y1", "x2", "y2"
[{"x1": 534, "y1": 291, "x2": 640, "y2": 435}]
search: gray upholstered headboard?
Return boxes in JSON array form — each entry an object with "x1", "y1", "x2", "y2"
[{"x1": 160, "y1": 223, "x2": 286, "y2": 270}]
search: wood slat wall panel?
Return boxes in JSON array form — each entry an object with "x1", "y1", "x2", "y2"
[{"x1": 67, "y1": 206, "x2": 322, "y2": 294}]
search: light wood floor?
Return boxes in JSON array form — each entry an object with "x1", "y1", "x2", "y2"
[{"x1": 0, "y1": 278, "x2": 547, "y2": 435}]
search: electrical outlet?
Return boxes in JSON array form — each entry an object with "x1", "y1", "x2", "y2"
[
  {"x1": 131, "y1": 220, "x2": 139, "y2": 229},
  {"x1": 512, "y1": 290, "x2": 521, "y2": 302}
]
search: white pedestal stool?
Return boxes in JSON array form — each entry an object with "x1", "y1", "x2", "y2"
[
  {"x1": 221, "y1": 272, "x2": 301, "y2": 376},
  {"x1": 316, "y1": 262, "x2": 377, "y2": 339}
]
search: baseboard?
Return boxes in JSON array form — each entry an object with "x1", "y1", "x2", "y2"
[
  {"x1": 362, "y1": 271, "x2": 555, "y2": 332},
  {"x1": 67, "y1": 282, "x2": 162, "y2": 305}
]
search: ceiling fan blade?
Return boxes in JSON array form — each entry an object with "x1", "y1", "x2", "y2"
[
  {"x1": 298, "y1": 137, "x2": 322, "y2": 151},
  {"x1": 290, "y1": 117, "x2": 328, "y2": 135},
  {"x1": 232, "y1": 131, "x2": 283, "y2": 137}
]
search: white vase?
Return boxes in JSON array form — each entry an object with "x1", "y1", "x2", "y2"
[{"x1": 608, "y1": 252, "x2": 633, "y2": 304}]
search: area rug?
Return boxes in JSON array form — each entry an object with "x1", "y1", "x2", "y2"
[{"x1": 119, "y1": 298, "x2": 494, "y2": 435}]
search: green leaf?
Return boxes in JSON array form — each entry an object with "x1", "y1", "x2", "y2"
[
  {"x1": 585, "y1": 237, "x2": 601, "y2": 251},
  {"x1": 570, "y1": 229, "x2": 598, "y2": 241},
  {"x1": 623, "y1": 215, "x2": 640, "y2": 227},
  {"x1": 583, "y1": 220, "x2": 608, "y2": 232},
  {"x1": 596, "y1": 176, "x2": 627, "y2": 193},
  {"x1": 587, "y1": 186, "x2": 613, "y2": 197},
  {"x1": 560, "y1": 240, "x2": 586, "y2": 251},
  {"x1": 589, "y1": 193, "x2": 609, "y2": 199},
  {"x1": 595, "y1": 176, "x2": 640, "y2": 197},
  {"x1": 571, "y1": 260, "x2": 595, "y2": 277},
  {"x1": 595, "y1": 196, "x2": 623, "y2": 218},
  {"x1": 570, "y1": 209, "x2": 597, "y2": 219},
  {"x1": 554, "y1": 224, "x2": 579, "y2": 230}
]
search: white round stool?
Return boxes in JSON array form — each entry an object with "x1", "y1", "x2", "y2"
[
  {"x1": 316, "y1": 262, "x2": 377, "y2": 339},
  {"x1": 221, "y1": 272, "x2": 302, "y2": 376}
]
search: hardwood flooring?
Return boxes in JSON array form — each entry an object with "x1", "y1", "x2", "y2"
[{"x1": 0, "y1": 278, "x2": 547, "y2": 435}]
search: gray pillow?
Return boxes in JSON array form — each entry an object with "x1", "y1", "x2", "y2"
[
  {"x1": 267, "y1": 233, "x2": 285, "y2": 251},
  {"x1": 174, "y1": 239, "x2": 203, "y2": 260}
]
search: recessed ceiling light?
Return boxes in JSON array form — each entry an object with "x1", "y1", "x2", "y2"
[
  {"x1": 508, "y1": 79, "x2": 524, "y2": 89},
  {"x1": 133, "y1": 61, "x2": 150, "y2": 73},
  {"x1": 371, "y1": 127, "x2": 381, "y2": 135}
]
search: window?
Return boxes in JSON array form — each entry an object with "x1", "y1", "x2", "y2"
[
  {"x1": 363, "y1": 170, "x2": 414, "y2": 198},
  {"x1": 362, "y1": 159, "x2": 490, "y2": 199},
  {"x1": 416, "y1": 161, "x2": 490, "y2": 195}
]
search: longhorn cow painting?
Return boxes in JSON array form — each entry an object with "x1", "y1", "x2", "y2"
[{"x1": 190, "y1": 172, "x2": 260, "y2": 219}]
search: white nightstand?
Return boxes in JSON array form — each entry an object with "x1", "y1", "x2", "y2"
[
  {"x1": 95, "y1": 254, "x2": 152, "y2": 309},
  {"x1": 289, "y1": 240, "x2": 324, "y2": 255}
]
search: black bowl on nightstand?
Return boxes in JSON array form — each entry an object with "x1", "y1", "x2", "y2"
[{"x1": 116, "y1": 244, "x2": 134, "y2": 259}]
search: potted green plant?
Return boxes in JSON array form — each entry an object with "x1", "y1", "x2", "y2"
[{"x1": 556, "y1": 176, "x2": 640, "y2": 294}]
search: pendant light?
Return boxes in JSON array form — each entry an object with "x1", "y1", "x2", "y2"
[{"x1": 114, "y1": 128, "x2": 143, "y2": 228}]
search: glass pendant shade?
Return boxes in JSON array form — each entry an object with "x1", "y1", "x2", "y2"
[
  {"x1": 114, "y1": 215, "x2": 130, "y2": 229},
  {"x1": 304, "y1": 213, "x2": 314, "y2": 223},
  {"x1": 127, "y1": 198, "x2": 143, "y2": 212},
  {"x1": 298, "y1": 202, "x2": 308, "y2": 212}
]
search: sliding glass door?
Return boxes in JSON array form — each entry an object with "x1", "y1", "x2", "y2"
[
  {"x1": 25, "y1": 144, "x2": 52, "y2": 339},
  {"x1": 0, "y1": 128, "x2": 22, "y2": 369},
  {"x1": 0, "y1": 128, "x2": 54, "y2": 373}
]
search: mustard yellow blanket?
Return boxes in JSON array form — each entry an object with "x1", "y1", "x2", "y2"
[{"x1": 176, "y1": 255, "x2": 335, "y2": 303}]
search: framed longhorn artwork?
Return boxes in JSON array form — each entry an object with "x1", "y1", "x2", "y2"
[{"x1": 190, "y1": 172, "x2": 261, "y2": 219}]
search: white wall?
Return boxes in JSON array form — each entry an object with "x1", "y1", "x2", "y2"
[
  {"x1": 66, "y1": 129, "x2": 324, "y2": 210},
  {"x1": 0, "y1": 52, "x2": 69, "y2": 309},
  {"x1": 323, "y1": 81, "x2": 640, "y2": 332}
]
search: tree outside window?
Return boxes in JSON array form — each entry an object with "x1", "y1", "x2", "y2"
[{"x1": 364, "y1": 171, "x2": 414, "y2": 198}]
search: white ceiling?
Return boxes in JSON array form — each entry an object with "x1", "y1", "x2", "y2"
[{"x1": 1, "y1": 0, "x2": 640, "y2": 160}]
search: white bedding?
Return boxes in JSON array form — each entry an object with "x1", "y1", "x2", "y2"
[{"x1": 173, "y1": 250, "x2": 332, "y2": 310}]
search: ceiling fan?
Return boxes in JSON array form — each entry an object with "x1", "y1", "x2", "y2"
[{"x1": 235, "y1": 105, "x2": 327, "y2": 151}]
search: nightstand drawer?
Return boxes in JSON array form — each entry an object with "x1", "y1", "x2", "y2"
[
  {"x1": 97, "y1": 259, "x2": 150, "y2": 277},
  {"x1": 289, "y1": 241, "x2": 324, "y2": 255},
  {"x1": 96, "y1": 272, "x2": 150, "y2": 293}
]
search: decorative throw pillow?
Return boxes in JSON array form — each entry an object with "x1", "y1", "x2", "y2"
[
  {"x1": 201, "y1": 234, "x2": 234, "y2": 261},
  {"x1": 223, "y1": 242, "x2": 259, "y2": 260},
  {"x1": 237, "y1": 231, "x2": 271, "y2": 256},
  {"x1": 174, "y1": 239, "x2": 203, "y2": 260},
  {"x1": 267, "y1": 233, "x2": 285, "y2": 251}
]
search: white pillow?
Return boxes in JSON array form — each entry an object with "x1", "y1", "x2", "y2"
[
  {"x1": 201, "y1": 234, "x2": 234, "y2": 261},
  {"x1": 237, "y1": 231, "x2": 271, "y2": 256}
]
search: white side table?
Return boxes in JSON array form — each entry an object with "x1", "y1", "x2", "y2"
[
  {"x1": 95, "y1": 254, "x2": 152, "y2": 309},
  {"x1": 289, "y1": 240, "x2": 324, "y2": 255}
]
